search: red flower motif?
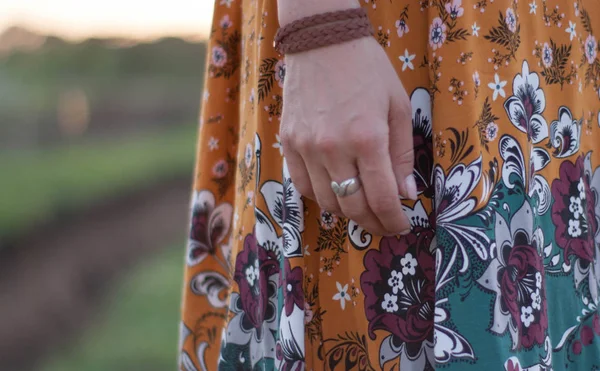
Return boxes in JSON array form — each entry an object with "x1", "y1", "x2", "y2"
[
  {"x1": 498, "y1": 238, "x2": 548, "y2": 348},
  {"x1": 361, "y1": 231, "x2": 435, "y2": 346},
  {"x1": 551, "y1": 156, "x2": 597, "y2": 264},
  {"x1": 282, "y1": 259, "x2": 304, "y2": 316},
  {"x1": 234, "y1": 232, "x2": 279, "y2": 330}
]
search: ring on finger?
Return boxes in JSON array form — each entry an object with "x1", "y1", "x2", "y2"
[{"x1": 330, "y1": 176, "x2": 362, "y2": 197}]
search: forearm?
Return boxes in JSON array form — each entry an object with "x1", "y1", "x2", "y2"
[{"x1": 277, "y1": 0, "x2": 360, "y2": 25}]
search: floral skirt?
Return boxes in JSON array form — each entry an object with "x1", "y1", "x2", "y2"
[{"x1": 179, "y1": 0, "x2": 600, "y2": 370}]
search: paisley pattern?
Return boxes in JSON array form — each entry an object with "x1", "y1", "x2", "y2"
[{"x1": 179, "y1": 0, "x2": 600, "y2": 369}]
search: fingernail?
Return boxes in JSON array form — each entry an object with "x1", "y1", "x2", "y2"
[
  {"x1": 404, "y1": 174, "x2": 418, "y2": 201},
  {"x1": 399, "y1": 228, "x2": 411, "y2": 235}
]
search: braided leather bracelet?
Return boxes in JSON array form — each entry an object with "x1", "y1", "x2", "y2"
[{"x1": 274, "y1": 8, "x2": 374, "y2": 54}]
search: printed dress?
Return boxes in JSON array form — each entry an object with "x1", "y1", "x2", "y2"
[{"x1": 179, "y1": 0, "x2": 600, "y2": 370}]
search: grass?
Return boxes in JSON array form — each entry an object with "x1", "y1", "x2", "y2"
[
  {"x1": 0, "y1": 125, "x2": 197, "y2": 238},
  {"x1": 40, "y1": 245, "x2": 185, "y2": 371}
]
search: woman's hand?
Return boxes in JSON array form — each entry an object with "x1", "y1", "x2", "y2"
[{"x1": 281, "y1": 36, "x2": 416, "y2": 236}]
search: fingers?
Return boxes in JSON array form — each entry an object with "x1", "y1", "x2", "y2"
[
  {"x1": 356, "y1": 133, "x2": 411, "y2": 234},
  {"x1": 282, "y1": 141, "x2": 316, "y2": 200},
  {"x1": 283, "y1": 131, "x2": 342, "y2": 214},
  {"x1": 323, "y1": 150, "x2": 388, "y2": 235},
  {"x1": 389, "y1": 87, "x2": 417, "y2": 200},
  {"x1": 304, "y1": 157, "x2": 342, "y2": 215}
]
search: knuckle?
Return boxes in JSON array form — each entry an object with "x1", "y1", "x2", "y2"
[
  {"x1": 314, "y1": 136, "x2": 338, "y2": 154},
  {"x1": 294, "y1": 136, "x2": 313, "y2": 152}
]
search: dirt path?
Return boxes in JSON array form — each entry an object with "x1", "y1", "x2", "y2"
[{"x1": 0, "y1": 177, "x2": 191, "y2": 370}]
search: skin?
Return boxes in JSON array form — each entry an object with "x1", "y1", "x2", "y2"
[{"x1": 278, "y1": 0, "x2": 417, "y2": 236}]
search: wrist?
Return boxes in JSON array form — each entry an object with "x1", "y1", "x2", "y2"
[{"x1": 277, "y1": 0, "x2": 360, "y2": 26}]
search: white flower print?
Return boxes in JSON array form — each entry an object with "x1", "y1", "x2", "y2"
[
  {"x1": 203, "y1": 89, "x2": 210, "y2": 102},
  {"x1": 332, "y1": 282, "x2": 351, "y2": 310},
  {"x1": 570, "y1": 196, "x2": 583, "y2": 219},
  {"x1": 387, "y1": 270, "x2": 404, "y2": 294},
  {"x1": 566, "y1": 21, "x2": 576, "y2": 41},
  {"x1": 550, "y1": 106, "x2": 582, "y2": 158},
  {"x1": 486, "y1": 122, "x2": 499, "y2": 141},
  {"x1": 531, "y1": 289, "x2": 542, "y2": 310},
  {"x1": 399, "y1": 49, "x2": 416, "y2": 71},
  {"x1": 220, "y1": 0, "x2": 234, "y2": 7},
  {"x1": 569, "y1": 219, "x2": 582, "y2": 237},
  {"x1": 445, "y1": 0, "x2": 464, "y2": 19},
  {"x1": 578, "y1": 178, "x2": 586, "y2": 199},
  {"x1": 585, "y1": 34, "x2": 598, "y2": 64},
  {"x1": 542, "y1": 42, "x2": 553, "y2": 67},
  {"x1": 395, "y1": 18, "x2": 409, "y2": 37},
  {"x1": 211, "y1": 46, "x2": 227, "y2": 67},
  {"x1": 504, "y1": 61, "x2": 549, "y2": 144},
  {"x1": 434, "y1": 252, "x2": 476, "y2": 363},
  {"x1": 434, "y1": 156, "x2": 491, "y2": 268},
  {"x1": 530, "y1": 0, "x2": 537, "y2": 14},
  {"x1": 488, "y1": 73, "x2": 507, "y2": 101},
  {"x1": 208, "y1": 137, "x2": 219, "y2": 151},
  {"x1": 473, "y1": 71, "x2": 480, "y2": 86},
  {"x1": 520, "y1": 306, "x2": 534, "y2": 327},
  {"x1": 187, "y1": 190, "x2": 233, "y2": 267},
  {"x1": 381, "y1": 293, "x2": 399, "y2": 313},
  {"x1": 254, "y1": 134, "x2": 305, "y2": 259},
  {"x1": 535, "y1": 272, "x2": 543, "y2": 288},
  {"x1": 272, "y1": 133, "x2": 283, "y2": 155},
  {"x1": 499, "y1": 137, "x2": 553, "y2": 213},
  {"x1": 245, "y1": 264, "x2": 258, "y2": 286},
  {"x1": 220, "y1": 15, "x2": 232, "y2": 29},
  {"x1": 574, "y1": 1, "x2": 580, "y2": 16},
  {"x1": 401, "y1": 253, "x2": 418, "y2": 276},
  {"x1": 505, "y1": 8, "x2": 517, "y2": 33},
  {"x1": 259, "y1": 160, "x2": 305, "y2": 257},
  {"x1": 429, "y1": 17, "x2": 447, "y2": 50},
  {"x1": 471, "y1": 22, "x2": 480, "y2": 37}
]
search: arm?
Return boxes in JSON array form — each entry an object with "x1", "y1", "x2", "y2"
[{"x1": 277, "y1": 0, "x2": 360, "y2": 25}]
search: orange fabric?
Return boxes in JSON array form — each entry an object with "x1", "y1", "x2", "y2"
[{"x1": 180, "y1": 0, "x2": 600, "y2": 370}]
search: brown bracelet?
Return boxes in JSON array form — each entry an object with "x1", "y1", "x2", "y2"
[{"x1": 274, "y1": 8, "x2": 374, "y2": 55}]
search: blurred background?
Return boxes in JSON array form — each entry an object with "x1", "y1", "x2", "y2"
[{"x1": 0, "y1": 1, "x2": 214, "y2": 370}]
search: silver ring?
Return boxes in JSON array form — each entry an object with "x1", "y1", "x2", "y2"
[{"x1": 331, "y1": 177, "x2": 361, "y2": 197}]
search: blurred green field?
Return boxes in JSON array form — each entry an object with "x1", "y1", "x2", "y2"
[
  {"x1": 0, "y1": 125, "x2": 197, "y2": 238},
  {"x1": 0, "y1": 29, "x2": 203, "y2": 369},
  {"x1": 40, "y1": 245, "x2": 185, "y2": 371}
]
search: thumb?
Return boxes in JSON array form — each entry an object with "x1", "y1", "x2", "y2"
[{"x1": 388, "y1": 90, "x2": 417, "y2": 201}]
